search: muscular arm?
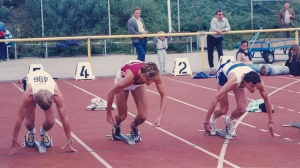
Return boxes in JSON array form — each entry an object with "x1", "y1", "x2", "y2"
[
  {"x1": 153, "y1": 74, "x2": 167, "y2": 126},
  {"x1": 258, "y1": 82, "x2": 273, "y2": 123},
  {"x1": 53, "y1": 86, "x2": 72, "y2": 141},
  {"x1": 258, "y1": 81, "x2": 274, "y2": 137},
  {"x1": 9, "y1": 85, "x2": 33, "y2": 155},
  {"x1": 236, "y1": 52, "x2": 243, "y2": 62}
]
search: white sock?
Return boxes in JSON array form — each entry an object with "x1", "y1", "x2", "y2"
[
  {"x1": 28, "y1": 128, "x2": 36, "y2": 134},
  {"x1": 210, "y1": 114, "x2": 217, "y2": 123},
  {"x1": 40, "y1": 127, "x2": 47, "y2": 136},
  {"x1": 225, "y1": 115, "x2": 234, "y2": 124}
]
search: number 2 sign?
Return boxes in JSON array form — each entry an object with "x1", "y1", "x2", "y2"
[{"x1": 171, "y1": 58, "x2": 192, "y2": 76}]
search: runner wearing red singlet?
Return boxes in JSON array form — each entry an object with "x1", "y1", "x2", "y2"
[{"x1": 106, "y1": 61, "x2": 167, "y2": 142}]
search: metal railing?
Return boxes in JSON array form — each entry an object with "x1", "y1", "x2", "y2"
[{"x1": 0, "y1": 28, "x2": 299, "y2": 70}]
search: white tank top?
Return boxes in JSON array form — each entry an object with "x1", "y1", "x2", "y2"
[
  {"x1": 26, "y1": 71, "x2": 56, "y2": 99},
  {"x1": 223, "y1": 62, "x2": 254, "y2": 87}
]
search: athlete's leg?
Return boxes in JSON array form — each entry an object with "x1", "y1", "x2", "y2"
[
  {"x1": 212, "y1": 84, "x2": 229, "y2": 119},
  {"x1": 25, "y1": 101, "x2": 37, "y2": 131},
  {"x1": 24, "y1": 101, "x2": 37, "y2": 146},
  {"x1": 42, "y1": 104, "x2": 56, "y2": 131},
  {"x1": 115, "y1": 90, "x2": 129, "y2": 127},
  {"x1": 131, "y1": 85, "x2": 148, "y2": 127},
  {"x1": 224, "y1": 88, "x2": 247, "y2": 136},
  {"x1": 231, "y1": 87, "x2": 247, "y2": 119}
]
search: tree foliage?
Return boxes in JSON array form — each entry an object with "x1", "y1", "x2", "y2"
[{"x1": 1, "y1": 0, "x2": 300, "y2": 53}]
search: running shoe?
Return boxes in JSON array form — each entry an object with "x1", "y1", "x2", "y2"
[
  {"x1": 41, "y1": 133, "x2": 52, "y2": 147},
  {"x1": 130, "y1": 124, "x2": 141, "y2": 142},
  {"x1": 111, "y1": 125, "x2": 122, "y2": 141},
  {"x1": 224, "y1": 117, "x2": 237, "y2": 137},
  {"x1": 25, "y1": 132, "x2": 35, "y2": 147}
]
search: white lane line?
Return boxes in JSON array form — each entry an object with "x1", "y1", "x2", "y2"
[
  {"x1": 64, "y1": 81, "x2": 240, "y2": 168},
  {"x1": 13, "y1": 83, "x2": 112, "y2": 168},
  {"x1": 55, "y1": 119, "x2": 112, "y2": 168},
  {"x1": 284, "y1": 138, "x2": 293, "y2": 141},
  {"x1": 287, "y1": 109, "x2": 295, "y2": 112},
  {"x1": 277, "y1": 106, "x2": 284, "y2": 109},
  {"x1": 259, "y1": 129, "x2": 268, "y2": 132}
]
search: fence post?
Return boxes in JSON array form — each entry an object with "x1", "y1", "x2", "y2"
[
  {"x1": 200, "y1": 31, "x2": 205, "y2": 71},
  {"x1": 295, "y1": 29, "x2": 299, "y2": 45},
  {"x1": 87, "y1": 37, "x2": 91, "y2": 65}
]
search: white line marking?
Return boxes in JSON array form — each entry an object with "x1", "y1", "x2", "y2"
[
  {"x1": 287, "y1": 109, "x2": 295, "y2": 112},
  {"x1": 55, "y1": 119, "x2": 112, "y2": 168},
  {"x1": 274, "y1": 134, "x2": 281, "y2": 137},
  {"x1": 259, "y1": 129, "x2": 268, "y2": 132},
  {"x1": 277, "y1": 106, "x2": 284, "y2": 109},
  {"x1": 13, "y1": 83, "x2": 112, "y2": 168},
  {"x1": 287, "y1": 90, "x2": 294, "y2": 93},
  {"x1": 64, "y1": 81, "x2": 240, "y2": 168},
  {"x1": 284, "y1": 138, "x2": 293, "y2": 141}
]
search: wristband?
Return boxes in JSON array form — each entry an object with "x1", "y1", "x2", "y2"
[
  {"x1": 268, "y1": 122, "x2": 273, "y2": 124},
  {"x1": 204, "y1": 121, "x2": 209, "y2": 125},
  {"x1": 67, "y1": 139, "x2": 73, "y2": 143}
]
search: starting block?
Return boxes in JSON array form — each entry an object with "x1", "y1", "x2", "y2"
[
  {"x1": 120, "y1": 133, "x2": 136, "y2": 145},
  {"x1": 198, "y1": 129, "x2": 234, "y2": 140},
  {"x1": 34, "y1": 140, "x2": 47, "y2": 153},
  {"x1": 282, "y1": 122, "x2": 300, "y2": 128},
  {"x1": 108, "y1": 132, "x2": 139, "y2": 145},
  {"x1": 216, "y1": 129, "x2": 234, "y2": 140},
  {"x1": 24, "y1": 136, "x2": 48, "y2": 153}
]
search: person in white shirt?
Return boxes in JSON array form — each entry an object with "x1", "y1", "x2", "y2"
[{"x1": 127, "y1": 7, "x2": 148, "y2": 61}]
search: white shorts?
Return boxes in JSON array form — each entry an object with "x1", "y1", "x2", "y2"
[{"x1": 115, "y1": 70, "x2": 142, "y2": 91}]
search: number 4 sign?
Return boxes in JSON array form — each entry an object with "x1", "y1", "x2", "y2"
[
  {"x1": 74, "y1": 62, "x2": 95, "y2": 80},
  {"x1": 171, "y1": 58, "x2": 192, "y2": 76}
]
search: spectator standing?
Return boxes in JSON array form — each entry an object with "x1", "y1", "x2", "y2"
[
  {"x1": 153, "y1": 31, "x2": 172, "y2": 73},
  {"x1": 0, "y1": 22, "x2": 6, "y2": 62},
  {"x1": 278, "y1": 1, "x2": 296, "y2": 38},
  {"x1": 127, "y1": 7, "x2": 148, "y2": 62},
  {"x1": 207, "y1": 9, "x2": 231, "y2": 69}
]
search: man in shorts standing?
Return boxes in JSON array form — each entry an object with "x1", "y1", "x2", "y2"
[{"x1": 204, "y1": 62, "x2": 274, "y2": 137}]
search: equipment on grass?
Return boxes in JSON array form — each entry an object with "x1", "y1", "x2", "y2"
[{"x1": 282, "y1": 122, "x2": 300, "y2": 129}]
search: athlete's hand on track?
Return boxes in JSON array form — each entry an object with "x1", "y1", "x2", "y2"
[
  {"x1": 268, "y1": 123, "x2": 275, "y2": 137},
  {"x1": 9, "y1": 140, "x2": 23, "y2": 155},
  {"x1": 106, "y1": 114, "x2": 115, "y2": 125},
  {"x1": 153, "y1": 118, "x2": 161, "y2": 127},
  {"x1": 204, "y1": 123, "x2": 212, "y2": 135},
  {"x1": 62, "y1": 141, "x2": 77, "y2": 152}
]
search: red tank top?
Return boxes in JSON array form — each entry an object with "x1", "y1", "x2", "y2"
[{"x1": 120, "y1": 62, "x2": 145, "y2": 84}]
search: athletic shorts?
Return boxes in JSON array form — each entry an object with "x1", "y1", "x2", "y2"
[
  {"x1": 216, "y1": 63, "x2": 228, "y2": 86},
  {"x1": 114, "y1": 70, "x2": 142, "y2": 91}
]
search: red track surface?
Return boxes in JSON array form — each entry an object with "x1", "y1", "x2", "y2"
[{"x1": 1, "y1": 75, "x2": 300, "y2": 168}]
